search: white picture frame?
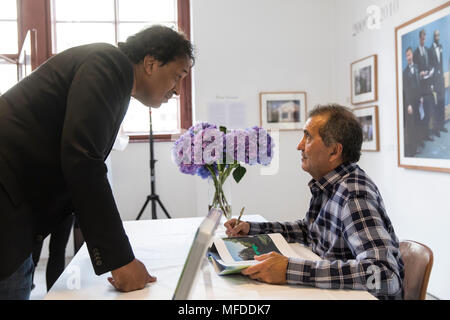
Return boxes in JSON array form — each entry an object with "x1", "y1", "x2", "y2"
[
  {"x1": 353, "y1": 105, "x2": 380, "y2": 152},
  {"x1": 259, "y1": 91, "x2": 307, "y2": 131},
  {"x1": 351, "y1": 54, "x2": 378, "y2": 105}
]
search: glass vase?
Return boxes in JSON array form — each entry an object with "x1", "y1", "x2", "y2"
[{"x1": 208, "y1": 177, "x2": 232, "y2": 220}]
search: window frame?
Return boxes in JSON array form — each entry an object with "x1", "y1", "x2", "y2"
[{"x1": 10, "y1": 0, "x2": 192, "y2": 143}]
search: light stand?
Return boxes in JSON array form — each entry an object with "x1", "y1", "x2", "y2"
[{"x1": 136, "y1": 110, "x2": 171, "y2": 220}]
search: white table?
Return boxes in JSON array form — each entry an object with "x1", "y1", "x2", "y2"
[{"x1": 45, "y1": 215, "x2": 376, "y2": 300}]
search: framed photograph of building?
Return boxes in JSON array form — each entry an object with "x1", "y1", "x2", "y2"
[
  {"x1": 353, "y1": 105, "x2": 379, "y2": 152},
  {"x1": 395, "y1": 2, "x2": 450, "y2": 172},
  {"x1": 351, "y1": 54, "x2": 378, "y2": 105},
  {"x1": 259, "y1": 92, "x2": 307, "y2": 131}
]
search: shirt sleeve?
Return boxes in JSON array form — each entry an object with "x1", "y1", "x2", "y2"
[
  {"x1": 60, "y1": 48, "x2": 134, "y2": 275},
  {"x1": 285, "y1": 195, "x2": 403, "y2": 300},
  {"x1": 248, "y1": 220, "x2": 309, "y2": 245}
]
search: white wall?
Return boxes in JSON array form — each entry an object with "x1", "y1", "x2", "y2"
[
  {"x1": 331, "y1": 0, "x2": 450, "y2": 299},
  {"x1": 107, "y1": 0, "x2": 450, "y2": 299},
  {"x1": 111, "y1": 0, "x2": 336, "y2": 224},
  {"x1": 189, "y1": 0, "x2": 336, "y2": 222}
]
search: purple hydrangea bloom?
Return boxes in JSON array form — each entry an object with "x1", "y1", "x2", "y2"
[
  {"x1": 172, "y1": 122, "x2": 225, "y2": 175},
  {"x1": 252, "y1": 126, "x2": 274, "y2": 166},
  {"x1": 224, "y1": 127, "x2": 274, "y2": 166},
  {"x1": 197, "y1": 163, "x2": 219, "y2": 179}
]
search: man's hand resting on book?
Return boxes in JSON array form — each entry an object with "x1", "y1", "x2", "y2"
[
  {"x1": 224, "y1": 219, "x2": 250, "y2": 237},
  {"x1": 241, "y1": 252, "x2": 288, "y2": 284}
]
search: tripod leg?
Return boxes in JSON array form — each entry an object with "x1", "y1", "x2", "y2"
[
  {"x1": 156, "y1": 198, "x2": 172, "y2": 219},
  {"x1": 151, "y1": 198, "x2": 157, "y2": 220},
  {"x1": 136, "y1": 197, "x2": 150, "y2": 220}
]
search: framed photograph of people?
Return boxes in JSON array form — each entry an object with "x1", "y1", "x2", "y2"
[
  {"x1": 351, "y1": 54, "x2": 378, "y2": 105},
  {"x1": 259, "y1": 92, "x2": 307, "y2": 130},
  {"x1": 395, "y1": 2, "x2": 450, "y2": 172},
  {"x1": 353, "y1": 105, "x2": 379, "y2": 152}
]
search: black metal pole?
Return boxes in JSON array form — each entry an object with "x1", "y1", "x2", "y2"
[{"x1": 136, "y1": 109, "x2": 171, "y2": 220}]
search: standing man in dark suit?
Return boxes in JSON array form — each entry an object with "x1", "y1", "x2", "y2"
[
  {"x1": 403, "y1": 47, "x2": 423, "y2": 156},
  {"x1": 0, "y1": 25, "x2": 194, "y2": 299},
  {"x1": 414, "y1": 29, "x2": 435, "y2": 141},
  {"x1": 429, "y1": 29, "x2": 447, "y2": 134}
]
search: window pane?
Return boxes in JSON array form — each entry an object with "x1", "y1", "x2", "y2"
[
  {"x1": 0, "y1": 21, "x2": 18, "y2": 53},
  {"x1": 152, "y1": 98, "x2": 179, "y2": 133},
  {"x1": 122, "y1": 98, "x2": 179, "y2": 134},
  {"x1": 0, "y1": 60, "x2": 17, "y2": 95},
  {"x1": 118, "y1": 0, "x2": 176, "y2": 22},
  {"x1": 118, "y1": 22, "x2": 176, "y2": 42},
  {"x1": 54, "y1": 0, "x2": 114, "y2": 21},
  {"x1": 0, "y1": 0, "x2": 17, "y2": 19},
  {"x1": 55, "y1": 22, "x2": 115, "y2": 52}
]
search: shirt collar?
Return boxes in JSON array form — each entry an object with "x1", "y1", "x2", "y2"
[{"x1": 308, "y1": 161, "x2": 358, "y2": 196}]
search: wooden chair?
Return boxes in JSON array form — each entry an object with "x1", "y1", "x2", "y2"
[{"x1": 399, "y1": 240, "x2": 433, "y2": 300}]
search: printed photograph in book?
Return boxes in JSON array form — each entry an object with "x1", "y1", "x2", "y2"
[{"x1": 222, "y1": 235, "x2": 281, "y2": 261}]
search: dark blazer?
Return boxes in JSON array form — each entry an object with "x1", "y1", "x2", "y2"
[
  {"x1": 0, "y1": 43, "x2": 135, "y2": 280},
  {"x1": 403, "y1": 63, "x2": 421, "y2": 117},
  {"x1": 428, "y1": 42, "x2": 445, "y2": 94},
  {"x1": 413, "y1": 46, "x2": 432, "y2": 95}
]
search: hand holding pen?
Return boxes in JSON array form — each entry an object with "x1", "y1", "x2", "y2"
[{"x1": 224, "y1": 207, "x2": 250, "y2": 237}]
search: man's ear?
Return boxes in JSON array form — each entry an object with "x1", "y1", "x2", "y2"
[
  {"x1": 143, "y1": 55, "x2": 157, "y2": 75},
  {"x1": 329, "y1": 143, "x2": 343, "y2": 162}
]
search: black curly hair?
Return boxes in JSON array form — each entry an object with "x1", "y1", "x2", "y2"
[{"x1": 118, "y1": 25, "x2": 195, "y2": 66}]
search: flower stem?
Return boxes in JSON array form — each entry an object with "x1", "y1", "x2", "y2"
[{"x1": 206, "y1": 164, "x2": 232, "y2": 219}]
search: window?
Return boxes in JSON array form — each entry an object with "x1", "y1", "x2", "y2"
[
  {"x1": 0, "y1": 56, "x2": 17, "y2": 95},
  {"x1": 0, "y1": 0, "x2": 18, "y2": 54},
  {"x1": 50, "y1": 0, "x2": 191, "y2": 141},
  {"x1": 0, "y1": 0, "x2": 19, "y2": 95}
]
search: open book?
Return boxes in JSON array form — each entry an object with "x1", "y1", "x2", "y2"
[{"x1": 207, "y1": 233, "x2": 321, "y2": 275}]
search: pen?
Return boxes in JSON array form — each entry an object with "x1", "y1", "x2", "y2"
[{"x1": 235, "y1": 206, "x2": 245, "y2": 227}]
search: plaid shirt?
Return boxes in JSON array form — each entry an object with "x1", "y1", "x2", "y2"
[{"x1": 248, "y1": 162, "x2": 404, "y2": 300}]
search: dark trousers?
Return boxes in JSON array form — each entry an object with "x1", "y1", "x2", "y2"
[
  {"x1": 32, "y1": 214, "x2": 74, "y2": 291},
  {"x1": 404, "y1": 113, "x2": 418, "y2": 157},
  {"x1": 434, "y1": 91, "x2": 446, "y2": 130},
  {"x1": 420, "y1": 95, "x2": 434, "y2": 140},
  {"x1": 0, "y1": 255, "x2": 33, "y2": 300}
]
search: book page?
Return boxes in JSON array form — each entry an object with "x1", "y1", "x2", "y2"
[{"x1": 214, "y1": 233, "x2": 313, "y2": 264}]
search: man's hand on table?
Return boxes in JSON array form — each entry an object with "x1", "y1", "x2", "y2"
[
  {"x1": 241, "y1": 252, "x2": 288, "y2": 285},
  {"x1": 108, "y1": 259, "x2": 156, "y2": 292}
]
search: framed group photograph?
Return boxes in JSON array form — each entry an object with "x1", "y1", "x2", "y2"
[
  {"x1": 353, "y1": 105, "x2": 380, "y2": 152},
  {"x1": 259, "y1": 91, "x2": 307, "y2": 131},
  {"x1": 395, "y1": 2, "x2": 450, "y2": 172},
  {"x1": 351, "y1": 54, "x2": 378, "y2": 105}
]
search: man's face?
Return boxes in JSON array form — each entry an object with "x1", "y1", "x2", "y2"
[
  {"x1": 406, "y1": 49, "x2": 413, "y2": 65},
  {"x1": 296, "y1": 115, "x2": 337, "y2": 180},
  {"x1": 420, "y1": 32, "x2": 426, "y2": 46},
  {"x1": 434, "y1": 31, "x2": 440, "y2": 44},
  {"x1": 136, "y1": 55, "x2": 191, "y2": 107}
]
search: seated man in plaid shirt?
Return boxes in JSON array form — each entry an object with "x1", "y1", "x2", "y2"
[{"x1": 225, "y1": 104, "x2": 404, "y2": 300}]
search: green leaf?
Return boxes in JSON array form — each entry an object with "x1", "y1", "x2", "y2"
[
  {"x1": 219, "y1": 126, "x2": 228, "y2": 134},
  {"x1": 232, "y1": 165, "x2": 247, "y2": 183}
]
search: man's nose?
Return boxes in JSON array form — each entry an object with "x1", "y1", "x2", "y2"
[
  {"x1": 173, "y1": 80, "x2": 182, "y2": 96},
  {"x1": 297, "y1": 134, "x2": 307, "y2": 150}
]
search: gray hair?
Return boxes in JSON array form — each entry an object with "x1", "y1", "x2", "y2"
[{"x1": 308, "y1": 104, "x2": 363, "y2": 163}]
